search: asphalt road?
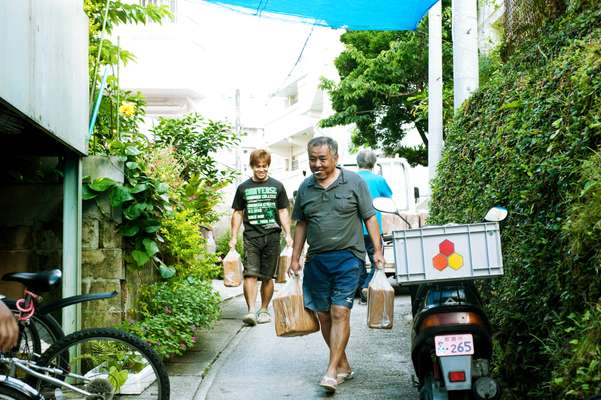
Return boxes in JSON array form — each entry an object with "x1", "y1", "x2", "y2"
[{"x1": 201, "y1": 292, "x2": 418, "y2": 400}]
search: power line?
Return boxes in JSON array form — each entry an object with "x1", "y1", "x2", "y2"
[{"x1": 271, "y1": 26, "x2": 315, "y2": 96}]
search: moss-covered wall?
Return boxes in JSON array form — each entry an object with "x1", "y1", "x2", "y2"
[{"x1": 429, "y1": 4, "x2": 601, "y2": 398}]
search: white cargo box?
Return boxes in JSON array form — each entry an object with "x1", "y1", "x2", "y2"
[{"x1": 392, "y1": 222, "x2": 503, "y2": 284}]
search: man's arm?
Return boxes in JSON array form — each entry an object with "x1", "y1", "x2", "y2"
[
  {"x1": 0, "y1": 300, "x2": 18, "y2": 351},
  {"x1": 278, "y1": 208, "x2": 293, "y2": 247},
  {"x1": 365, "y1": 215, "x2": 384, "y2": 268},
  {"x1": 288, "y1": 220, "x2": 307, "y2": 275},
  {"x1": 229, "y1": 210, "x2": 243, "y2": 249}
]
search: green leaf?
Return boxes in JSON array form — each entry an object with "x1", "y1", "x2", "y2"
[
  {"x1": 159, "y1": 264, "x2": 176, "y2": 279},
  {"x1": 499, "y1": 100, "x2": 522, "y2": 110},
  {"x1": 131, "y1": 250, "x2": 150, "y2": 266},
  {"x1": 125, "y1": 161, "x2": 140, "y2": 170},
  {"x1": 125, "y1": 146, "x2": 141, "y2": 156},
  {"x1": 143, "y1": 239, "x2": 159, "y2": 256},
  {"x1": 130, "y1": 183, "x2": 148, "y2": 194},
  {"x1": 144, "y1": 223, "x2": 161, "y2": 233},
  {"x1": 124, "y1": 203, "x2": 148, "y2": 220},
  {"x1": 110, "y1": 185, "x2": 134, "y2": 207},
  {"x1": 120, "y1": 225, "x2": 140, "y2": 237},
  {"x1": 157, "y1": 182, "x2": 169, "y2": 194},
  {"x1": 82, "y1": 185, "x2": 97, "y2": 200},
  {"x1": 89, "y1": 177, "x2": 116, "y2": 192}
]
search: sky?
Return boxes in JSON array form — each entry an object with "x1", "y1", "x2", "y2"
[{"x1": 117, "y1": 0, "x2": 344, "y2": 124}]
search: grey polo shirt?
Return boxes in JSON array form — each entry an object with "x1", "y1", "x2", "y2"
[{"x1": 292, "y1": 167, "x2": 376, "y2": 262}]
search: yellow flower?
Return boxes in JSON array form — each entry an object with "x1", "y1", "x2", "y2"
[{"x1": 119, "y1": 102, "x2": 136, "y2": 117}]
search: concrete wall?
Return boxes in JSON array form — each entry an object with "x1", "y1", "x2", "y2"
[{"x1": 0, "y1": 0, "x2": 89, "y2": 154}]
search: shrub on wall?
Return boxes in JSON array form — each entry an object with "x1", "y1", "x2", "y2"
[
  {"x1": 122, "y1": 278, "x2": 221, "y2": 358},
  {"x1": 428, "y1": 4, "x2": 601, "y2": 398}
]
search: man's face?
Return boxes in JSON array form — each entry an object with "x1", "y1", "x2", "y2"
[
  {"x1": 308, "y1": 145, "x2": 338, "y2": 182},
  {"x1": 251, "y1": 160, "x2": 269, "y2": 182}
]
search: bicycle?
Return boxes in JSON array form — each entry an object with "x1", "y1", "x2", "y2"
[
  {"x1": 1, "y1": 270, "x2": 170, "y2": 400},
  {"x1": 2, "y1": 269, "x2": 117, "y2": 356}
]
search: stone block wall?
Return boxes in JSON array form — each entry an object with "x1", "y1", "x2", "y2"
[
  {"x1": 81, "y1": 195, "x2": 125, "y2": 328},
  {"x1": 81, "y1": 156, "x2": 160, "y2": 329},
  {"x1": 81, "y1": 156, "x2": 125, "y2": 329},
  {"x1": 0, "y1": 184, "x2": 63, "y2": 300}
]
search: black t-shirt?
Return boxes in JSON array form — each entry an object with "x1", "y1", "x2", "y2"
[{"x1": 231, "y1": 177, "x2": 289, "y2": 239}]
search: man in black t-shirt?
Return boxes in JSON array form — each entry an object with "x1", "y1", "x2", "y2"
[{"x1": 230, "y1": 149, "x2": 292, "y2": 326}]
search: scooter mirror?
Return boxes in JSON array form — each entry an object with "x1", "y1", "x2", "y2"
[
  {"x1": 373, "y1": 197, "x2": 398, "y2": 214},
  {"x1": 484, "y1": 206, "x2": 508, "y2": 222}
]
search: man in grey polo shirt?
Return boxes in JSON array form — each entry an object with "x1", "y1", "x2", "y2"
[{"x1": 289, "y1": 136, "x2": 384, "y2": 393}]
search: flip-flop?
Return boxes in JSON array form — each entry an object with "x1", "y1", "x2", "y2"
[
  {"x1": 256, "y1": 310, "x2": 271, "y2": 324},
  {"x1": 336, "y1": 370, "x2": 354, "y2": 384},
  {"x1": 319, "y1": 376, "x2": 338, "y2": 393},
  {"x1": 242, "y1": 312, "x2": 257, "y2": 326}
]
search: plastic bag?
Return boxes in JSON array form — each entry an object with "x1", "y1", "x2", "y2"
[
  {"x1": 276, "y1": 246, "x2": 293, "y2": 283},
  {"x1": 273, "y1": 275, "x2": 320, "y2": 337},
  {"x1": 222, "y1": 249, "x2": 243, "y2": 287},
  {"x1": 367, "y1": 267, "x2": 394, "y2": 329}
]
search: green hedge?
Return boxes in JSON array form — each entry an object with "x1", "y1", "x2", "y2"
[{"x1": 428, "y1": 4, "x2": 601, "y2": 399}]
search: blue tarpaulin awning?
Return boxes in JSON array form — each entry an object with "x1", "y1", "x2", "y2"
[{"x1": 201, "y1": 0, "x2": 439, "y2": 30}]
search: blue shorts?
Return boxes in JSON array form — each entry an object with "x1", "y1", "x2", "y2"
[{"x1": 303, "y1": 250, "x2": 363, "y2": 312}]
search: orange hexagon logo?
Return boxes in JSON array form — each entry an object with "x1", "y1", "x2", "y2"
[
  {"x1": 432, "y1": 254, "x2": 448, "y2": 271},
  {"x1": 433, "y1": 240, "x2": 464, "y2": 272}
]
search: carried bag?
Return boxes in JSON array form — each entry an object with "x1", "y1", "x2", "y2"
[
  {"x1": 273, "y1": 275, "x2": 320, "y2": 337},
  {"x1": 222, "y1": 249, "x2": 243, "y2": 287},
  {"x1": 367, "y1": 267, "x2": 395, "y2": 329},
  {"x1": 276, "y1": 246, "x2": 293, "y2": 283}
]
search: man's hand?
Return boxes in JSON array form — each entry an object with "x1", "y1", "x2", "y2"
[
  {"x1": 0, "y1": 301, "x2": 18, "y2": 352},
  {"x1": 373, "y1": 249, "x2": 385, "y2": 270},
  {"x1": 288, "y1": 259, "x2": 302, "y2": 276},
  {"x1": 285, "y1": 234, "x2": 293, "y2": 247}
]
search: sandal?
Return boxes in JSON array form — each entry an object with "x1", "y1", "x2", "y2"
[
  {"x1": 336, "y1": 370, "x2": 354, "y2": 384},
  {"x1": 319, "y1": 375, "x2": 338, "y2": 393},
  {"x1": 242, "y1": 312, "x2": 257, "y2": 326},
  {"x1": 257, "y1": 310, "x2": 271, "y2": 324}
]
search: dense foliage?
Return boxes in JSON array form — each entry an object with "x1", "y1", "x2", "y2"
[
  {"x1": 122, "y1": 278, "x2": 221, "y2": 358},
  {"x1": 428, "y1": 3, "x2": 601, "y2": 398},
  {"x1": 320, "y1": 1, "x2": 453, "y2": 166},
  {"x1": 152, "y1": 113, "x2": 239, "y2": 182},
  {"x1": 85, "y1": 0, "x2": 171, "y2": 153}
]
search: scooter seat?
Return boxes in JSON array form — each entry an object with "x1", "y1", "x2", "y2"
[{"x1": 2, "y1": 269, "x2": 62, "y2": 293}]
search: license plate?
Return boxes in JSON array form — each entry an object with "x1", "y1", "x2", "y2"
[{"x1": 435, "y1": 334, "x2": 475, "y2": 356}]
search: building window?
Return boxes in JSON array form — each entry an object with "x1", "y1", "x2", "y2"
[
  {"x1": 291, "y1": 156, "x2": 299, "y2": 171},
  {"x1": 287, "y1": 94, "x2": 298, "y2": 106}
]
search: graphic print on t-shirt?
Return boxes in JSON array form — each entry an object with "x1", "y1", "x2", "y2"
[{"x1": 245, "y1": 186, "x2": 279, "y2": 229}]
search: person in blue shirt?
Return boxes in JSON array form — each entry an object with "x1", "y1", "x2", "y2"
[{"x1": 356, "y1": 149, "x2": 393, "y2": 304}]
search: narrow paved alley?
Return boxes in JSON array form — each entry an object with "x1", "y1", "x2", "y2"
[{"x1": 198, "y1": 292, "x2": 417, "y2": 399}]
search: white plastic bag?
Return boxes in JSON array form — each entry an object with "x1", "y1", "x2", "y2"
[
  {"x1": 276, "y1": 246, "x2": 293, "y2": 283},
  {"x1": 222, "y1": 249, "x2": 242, "y2": 287},
  {"x1": 273, "y1": 275, "x2": 319, "y2": 337},
  {"x1": 367, "y1": 267, "x2": 394, "y2": 329}
]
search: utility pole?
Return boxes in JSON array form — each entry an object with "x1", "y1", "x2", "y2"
[
  {"x1": 428, "y1": 0, "x2": 443, "y2": 184},
  {"x1": 235, "y1": 89, "x2": 242, "y2": 182},
  {"x1": 452, "y1": 0, "x2": 479, "y2": 110}
]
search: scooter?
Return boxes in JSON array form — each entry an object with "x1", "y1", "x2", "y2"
[{"x1": 374, "y1": 198, "x2": 506, "y2": 400}]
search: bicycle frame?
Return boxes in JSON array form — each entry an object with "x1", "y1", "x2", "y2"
[{"x1": 1, "y1": 355, "x2": 99, "y2": 398}]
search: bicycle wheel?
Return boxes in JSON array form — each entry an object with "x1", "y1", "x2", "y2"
[
  {"x1": 37, "y1": 328, "x2": 169, "y2": 400},
  {"x1": 0, "y1": 384, "x2": 37, "y2": 400}
]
